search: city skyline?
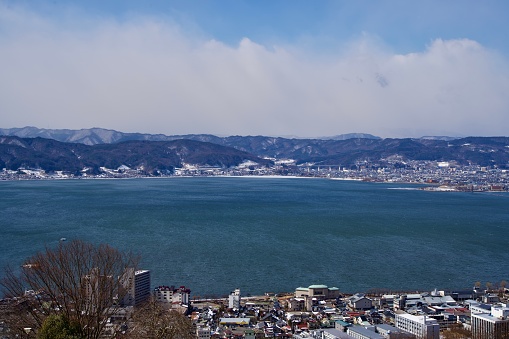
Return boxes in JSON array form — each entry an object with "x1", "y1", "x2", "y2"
[{"x1": 1, "y1": 0, "x2": 509, "y2": 138}]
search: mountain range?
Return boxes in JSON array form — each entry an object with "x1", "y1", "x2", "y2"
[
  {"x1": 1, "y1": 127, "x2": 509, "y2": 173},
  {"x1": 0, "y1": 127, "x2": 382, "y2": 145}
]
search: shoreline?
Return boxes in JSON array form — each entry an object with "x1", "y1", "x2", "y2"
[{"x1": 1, "y1": 174, "x2": 508, "y2": 192}]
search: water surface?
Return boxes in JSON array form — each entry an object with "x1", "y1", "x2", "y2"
[{"x1": 1, "y1": 177, "x2": 508, "y2": 296}]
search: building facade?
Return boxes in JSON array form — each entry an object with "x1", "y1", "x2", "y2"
[
  {"x1": 395, "y1": 312, "x2": 440, "y2": 339},
  {"x1": 154, "y1": 285, "x2": 191, "y2": 306},
  {"x1": 471, "y1": 306, "x2": 509, "y2": 339},
  {"x1": 295, "y1": 285, "x2": 340, "y2": 300},
  {"x1": 229, "y1": 288, "x2": 241, "y2": 309},
  {"x1": 122, "y1": 269, "x2": 151, "y2": 307}
]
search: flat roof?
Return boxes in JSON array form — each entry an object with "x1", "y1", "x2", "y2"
[{"x1": 348, "y1": 326, "x2": 384, "y2": 339}]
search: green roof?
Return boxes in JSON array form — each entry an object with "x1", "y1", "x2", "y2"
[
  {"x1": 296, "y1": 287, "x2": 309, "y2": 291},
  {"x1": 335, "y1": 320, "x2": 351, "y2": 327},
  {"x1": 308, "y1": 284, "x2": 328, "y2": 289}
]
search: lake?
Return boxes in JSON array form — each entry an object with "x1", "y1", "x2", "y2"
[{"x1": 1, "y1": 177, "x2": 508, "y2": 297}]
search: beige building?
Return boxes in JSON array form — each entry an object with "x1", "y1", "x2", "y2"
[
  {"x1": 295, "y1": 284, "x2": 340, "y2": 300},
  {"x1": 294, "y1": 284, "x2": 340, "y2": 312}
]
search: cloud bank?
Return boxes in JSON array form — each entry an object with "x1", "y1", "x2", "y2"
[{"x1": 1, "y1": 5, "x2": 508, "y2": 138}]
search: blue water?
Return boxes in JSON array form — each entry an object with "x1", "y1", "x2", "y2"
[{"x1": 1, "y1": 177, "x2": 508, "y2": 297}]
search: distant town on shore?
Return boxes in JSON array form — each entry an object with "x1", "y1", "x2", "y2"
[{"x1": 1, "y1": 127, "x2": 509, "y2": 192}]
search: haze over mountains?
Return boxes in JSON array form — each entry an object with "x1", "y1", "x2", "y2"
[
  {"x1": 1, "y1": 127, "x2": 509, "y2": 173},
  {"x1": 0, "y1": 127, "x2": 382, "y2": 146}
]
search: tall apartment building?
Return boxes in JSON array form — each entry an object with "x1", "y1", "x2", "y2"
[
  {"x1": 229, "y1": 288, "x2": 241, "y2": 309},
  {"x1": 471, "y1": 306, "x2": 509, "y2": 339},
  {"x1": 83, "y1": 268, "x2": 115, "y2": 311},
  {"x1": 395, "y1": 312, "x2": 440, "y2": 339},
  {"x1": 121, "y1": 268, "x2": 151, "y2": 307}
]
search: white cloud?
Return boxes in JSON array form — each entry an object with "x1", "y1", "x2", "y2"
[{"x1": 1, "y1": 5, "x2": 508, "y2": 138}]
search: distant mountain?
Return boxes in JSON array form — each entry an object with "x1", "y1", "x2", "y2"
[
  {"x1": 0, "y1": 127, "x2": 174, "y2": 145},
  {"x1": 0, "y1": 127, "x2": 380, "y2": 145},
  {"x1": 1, "y1": 127, "x2": 509, "y2": 169},
  {"x1": 0, "y1": 136, "x2": 272, "y2": 174},
  {"x1": 321, "y1": 133, "x2": 381, "y2": 140},
  {"x1": 419, "y1": 136, "x2": 461, "y2": 141}
]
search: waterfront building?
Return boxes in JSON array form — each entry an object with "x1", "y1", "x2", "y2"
[
  {"x1": 121, "y1": 269, "x2": 151, "y2": 307},
  {"x1": 295, "y1": 284, "x2": 340, "y2": 300},
  {"x1": 229, "y1": 288, "x2": 241, "y2": 309},
  {"x1": 442, "y1": 289, "x2": 477, "y2": 301},
  {"x1": 394, "y1": 312, "x2": 440, "y2": 339},
  {"x1": 154, "y1": 285, "x2": 191, "y2": 306},
  {"x1": 471, "y1": 306, "x2": 509, "y2": 339},
  {"x1": 294, "y1": 284, "x2": 340, "y2": 311}
]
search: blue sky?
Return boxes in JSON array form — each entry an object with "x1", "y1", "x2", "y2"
[{"x1": 1, "y1": 0, "x2": 509, "y2": 137}]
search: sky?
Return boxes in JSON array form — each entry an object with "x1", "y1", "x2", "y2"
[{"x1": 1, "y1": 0, "x2": 509, "y2": 138}]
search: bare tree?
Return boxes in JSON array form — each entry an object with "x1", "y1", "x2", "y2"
[
  {"x1": 500, "y1": 280, "x2": 508, "y2": 297},
  {"x1": 0, "y1": 240, "x2": 138, "y2": 338},
  {"x1": 442, "y1": 323, "x2": 472, "y2": 339},
  {"x1": 128, "y1": 297, "x2": 194, "y2": 339},
  {"x1": 486, "y1": 281, "x2": 493, "y2": 292}
]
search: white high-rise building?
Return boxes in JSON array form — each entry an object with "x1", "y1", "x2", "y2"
[{"x1": 229, "y1": 288, "x2": 241, "y2": 309}]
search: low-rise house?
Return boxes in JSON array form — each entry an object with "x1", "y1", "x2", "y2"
[{"x1": 349, "y1": 294, "x2": 373, "y2": 311}]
